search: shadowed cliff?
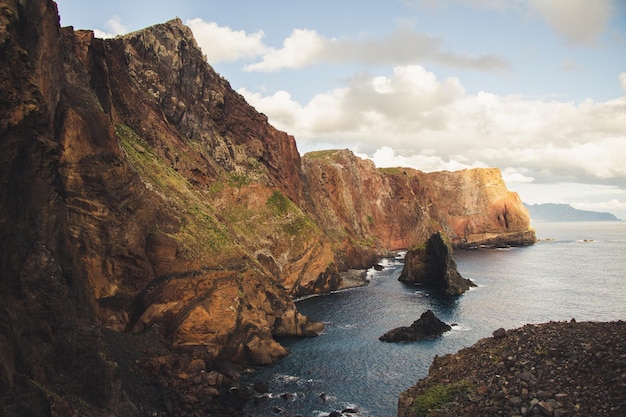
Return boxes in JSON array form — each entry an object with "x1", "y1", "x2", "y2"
[{"x1": 0, "y1": 1, "x2": 535, "y2": 414}]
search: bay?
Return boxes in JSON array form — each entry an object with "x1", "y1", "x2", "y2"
[{"x1": 243, "y1": 222, "x2": 626, "y2": 417}]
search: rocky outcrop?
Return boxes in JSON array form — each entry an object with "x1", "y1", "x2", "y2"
[
  {"x1": 397, "y1": 320, "x2": 626, "y2": 417},
  {"x1": 1, "y1": 1, "x2": 535, "y2": 414},
  {"x1": 379, "y1": 310, "x2": 451, "y2": 342},
  {"x1": 399, "y1": 232, "x2": 476, "y2": 295}
]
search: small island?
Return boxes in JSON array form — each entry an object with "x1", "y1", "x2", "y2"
[{"x1": 379, "y1": 310, "x2": 451, "y2": 342}]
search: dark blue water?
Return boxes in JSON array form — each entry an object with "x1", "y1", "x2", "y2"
[{"x1": 244, "y1": 222, "x2": 626, "y2": 417}]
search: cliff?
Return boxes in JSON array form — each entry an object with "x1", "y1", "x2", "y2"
[
  {"x1": 0, "y1": 1, "x2": 535, "y2": 415},
  {"x1": 302, "y1": 150, "x2": 536, "y2": 252}
]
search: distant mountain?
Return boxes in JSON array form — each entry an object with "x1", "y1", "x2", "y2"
[{"x1": 524, "y1": 203, "x2": 620, "y2": 222}]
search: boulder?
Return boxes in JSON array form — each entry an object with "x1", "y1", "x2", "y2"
[
  {"x1": 399, "y1": 232, "x2": 476, "y2": 295},
  {"x1": 379, "y1": 310, "x2": 451, "y2": 342}
]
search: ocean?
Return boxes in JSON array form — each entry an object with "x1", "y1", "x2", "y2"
[{"x1": 243, "y1": 222, "x2": 626, "y2": 417}]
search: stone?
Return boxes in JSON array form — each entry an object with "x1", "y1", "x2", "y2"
[
  {"x1": 521, "y1": 388, "x2": 529, "y2": 399},
  {"x1": 493, "y1": 328, "x2": 507, "y2": 338},
  {"x1": 399, "y1": 232, "x2": 476, "y2": 295},
  {"x1": 379, "y1": 310, "x2": 452, "y2": 342},
  {"x1": 518, "y1": 372, "x2": 533, "y2": 382},
  {"x1": 253, "y1": 381, "x2": 270, "y2": 394},
  {"x1": 187, "y1": 359, "x2": 206, "y2": 374},
  {"x1": 536, "y1": 400, "x2": 554, "y2": 416}
]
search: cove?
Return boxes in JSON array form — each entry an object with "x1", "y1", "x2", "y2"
[{"x1": 243, "y1": 222, "x2": 626, "y2": 417}]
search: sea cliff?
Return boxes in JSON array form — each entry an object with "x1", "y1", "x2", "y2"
[{"x1": 0, "y1": 1, "x2": 535, "y2": 414}]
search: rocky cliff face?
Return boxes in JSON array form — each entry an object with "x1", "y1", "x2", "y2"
[
  {"x1": 0, "y1": 1, "x2": 535, "y2": 414},
  {"x1": 302, "y1": 150, "x2": 535, "y2": 253}
]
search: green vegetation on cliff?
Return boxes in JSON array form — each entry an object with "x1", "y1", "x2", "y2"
[
  {"x1": 267, "y1": 190, "x2": 318, "y2": 238},
  {"x1": 412, "y1": 380, "x2": 474, "y2": 417},
  {"x1": 115, "y1": 124, "x2": 236, "y2": 259}
]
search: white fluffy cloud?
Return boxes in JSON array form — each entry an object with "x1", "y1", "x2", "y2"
[
  {"x1": 186, "y1": 18, "x2": 267, "y2": 63},
  {"x1": 94, "y1": 16, "x2": 127, "y2": 39},
  {"x1": 244, "y1": 27, "x2": 509, "y2": 72},
  {"x1": 241, "y1": 65, "x2": 626, "y2": 191}
]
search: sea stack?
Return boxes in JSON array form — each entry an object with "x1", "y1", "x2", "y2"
[
  {"x1": 399, "y1": 232, "x2": 476, "y2": 295},
  {"x1": 379, "y1": 310, "x2": 452, "y2": 342}
]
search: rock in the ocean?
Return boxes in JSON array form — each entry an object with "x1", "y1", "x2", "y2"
[
  {"x1": 379, "y1": 310, "x2": 452, "y2": 342},
  {"x1": 399, "y1": 232, "x2": 476, "y2": 295}
]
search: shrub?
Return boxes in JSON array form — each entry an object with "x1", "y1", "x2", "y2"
[{"x1": 412, "y1": 380, "x2": 474, "y2": 417}]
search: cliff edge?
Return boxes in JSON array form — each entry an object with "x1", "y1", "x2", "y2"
[{"x1": 1, "y1": 1, "x2": 535, "y2": 415}]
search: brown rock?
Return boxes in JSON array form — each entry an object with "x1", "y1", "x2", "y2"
[
  {"x1": 399, "y1": 232, "x2": 476, "y2": 295},
  {"x1": 0, "y1": 1, "x2": 536, "y2": 415},
  {"x1": 187, "y1": 359, "x2": 206, "y2": 374},
  {"x1": 379, "y1": 310, "x2": 452, "y2": 342},
  {"x1": 493, "y1": 328, "x2": 508, "y2": 338},
  {"x1": 398, "y1": 321, "x2": 626, "y2": 417}
]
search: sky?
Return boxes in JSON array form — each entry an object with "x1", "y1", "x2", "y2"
[{"x1": 55, "y1": 0, "x2": 626, "y2": 219}]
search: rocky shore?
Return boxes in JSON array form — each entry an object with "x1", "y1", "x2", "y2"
[{"x1": 398, "y1": 320, "x2": 626, "y2": 417}]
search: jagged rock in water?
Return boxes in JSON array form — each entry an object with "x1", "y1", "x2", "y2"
[
  {"x1": 379, "y1": 310, "x2": 451, "y2": 342},
  {"x1": 399, "y1": 232, "x2": 476, "y2": 295}
]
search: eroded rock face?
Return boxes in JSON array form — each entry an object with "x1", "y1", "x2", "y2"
[
  {"x1": 419, "y1": 168, "x2": 537, "y2": 248},
  {"x1": 399, "y1": 232, "x2": 476, "y2": 295},
  {"x1": 302, "y1": 150, "x2": 536, "y2": 252},
  {"x1": 1, "y1": 2, "x2": 324, "y2": 413},
  {"x1": 1, "y1": 0, "x2": 536, "y2": 414}
]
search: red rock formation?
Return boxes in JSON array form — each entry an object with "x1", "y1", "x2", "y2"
[
  {"x1": 302, "y1": 150, "x2": 535, "y2": 254},
  {"x1": 0, "y1": 1, "x2": 535, "y2": 414},
  {"x1": 1, "y1": 1, "x2": 324, "y2": 414},
  {"x1": 419, "y1": 167, "x2": 536, "y2": 247}
]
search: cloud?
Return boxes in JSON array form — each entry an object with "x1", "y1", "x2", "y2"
[
  {"x1": 244, "y1": 29, "x2": 325, "y2": 72},
  {"x1": 502, "y1": 167, "x2": 535, "y2": 184},
  {"x1": 186, "y1": 18, "x2": 267, "y2": 63},
  {"x1": 355, "y1": 146, "x2": 487, "y2": 173},
  {"x1": 241, "y1": 65, "x2": 626, "y2": 192},
  {"x1": 527, "y1": 0, "x2": 613, "y2": 45},
  {"x1": 412, "y1": 0, "x2": 614, "y2": 46},
  {"x1": 245, "y1": 27, "x2": 509, "y2": 72},
  {"x1": 573, "y1": 199, "x2": 626, "y2": 218},
  {"x1": 94, "y1": 15, "x2": 127, "y2": 39}
]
